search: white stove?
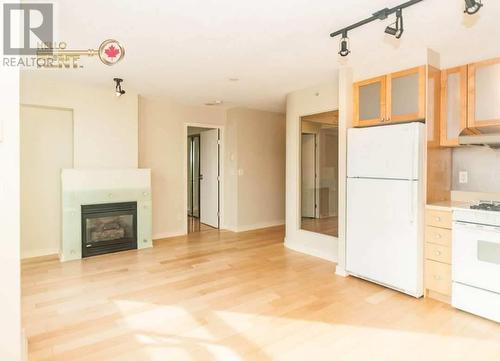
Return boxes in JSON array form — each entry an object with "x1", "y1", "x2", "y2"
[{"x1": 452, "y1": 201, "x2": 500, "y2": 323}]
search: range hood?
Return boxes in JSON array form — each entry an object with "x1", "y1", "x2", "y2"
[{"x1": 458, "y1": 126, "x2": 500, "y2": 149}]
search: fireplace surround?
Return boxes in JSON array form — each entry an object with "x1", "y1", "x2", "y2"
[
  {"x1": 61, "y1": 169, "x2": 152, "y2": 262},
  {"x1": 81, "y1": 202, "x2": 138, "y2": 257}
]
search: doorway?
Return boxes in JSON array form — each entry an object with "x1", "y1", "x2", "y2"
[
  {"x1": 300, "y1": 112, "x2": 339, "y2": 237},
  {"x1": 187, "y1": 126, "x2": 220, "y2": 233}
]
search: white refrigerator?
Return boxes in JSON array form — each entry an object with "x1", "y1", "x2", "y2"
[{"x1": 346, "y1": 122, "x2": 425, "y2": 298}]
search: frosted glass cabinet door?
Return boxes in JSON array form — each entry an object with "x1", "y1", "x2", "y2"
[
  {"x1": 387, "y1": 66, "x2": 426, "y2": 123},
  {"x1": 440, "y1": 66, "x2": 467, "y2": 147},
  {"x1": 469, "y1": 58, "x2": 500, "y2": 128},
  {"x1": 353, "y1": 76, "x2": 386, "y2": 127}
]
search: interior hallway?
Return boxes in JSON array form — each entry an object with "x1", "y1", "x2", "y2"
[
  {"x1": 22, "y1": 226, "x2": 500, "y2": 361},
  {"x1": 188, "y1": 216, "x2": 217, "y2": 233}
]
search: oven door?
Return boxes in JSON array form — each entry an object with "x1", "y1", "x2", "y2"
[{"x1": 453, "y1": 221, "x2": 500, "y2": 294}]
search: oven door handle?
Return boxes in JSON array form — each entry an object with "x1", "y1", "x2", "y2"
[{"x1": 454, "y1": 221, "x2": 500, "y2": 234}]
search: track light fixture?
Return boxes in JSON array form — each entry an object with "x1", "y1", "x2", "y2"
[
  {"x1": 339, "y1": 31, "x2": 351, "y2": 57},
  {"x1": 464, "y1": 0, "x2": 483, "y2": 15},
  {"x1": 330, "y1": 0, "x2": 423, "y2": 57},
  {"x1": 385, "y1": 9, "x2": 404, "y2": 39},
  {"x1": 113, "y1": 78, "x2": 125, "y2": 97}
]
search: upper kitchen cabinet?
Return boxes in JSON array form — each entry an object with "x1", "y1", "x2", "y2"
[
  {"x1": 387, "y1": 66, "x2": 426, "y2": 123},
  {"x1": 440, "y1": 66, "x2": 467, "y2": 147},
  {"x1": 353, "y1": 66, "x2": 426, "y2": 127},
  {"x1": 468, "y1": 57, "x2": 500, "y2": 129},
  {"x1": 353, "y1": 76, "x2": 386, "y2": 127}
]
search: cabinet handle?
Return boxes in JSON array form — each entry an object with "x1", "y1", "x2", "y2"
[
  {"x1": 435, "y1": 233, "x2": 442, "y2": 239},
  {"x1": 433, "y1": 275, "x2": 441, "y2": 280},
  {"x1": 435, "y1": 217, "x2": 441, "y2": 222},
  {"x1": 435, "y1": 250, "x2": 442, "y2": 256}
]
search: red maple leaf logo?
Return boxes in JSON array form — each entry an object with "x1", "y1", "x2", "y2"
[{"x1": 104, "y1": 45, "x2": 120, "y2": 58}]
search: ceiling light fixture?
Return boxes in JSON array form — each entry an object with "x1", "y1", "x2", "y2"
[
  {"x1": 205, "y1": 100, "x2": 223, "y2": 106},
  {"x1": 330, "y1": 0, "x2": 423, "y2": 57},
  {"x1": 464, "y1": 0, "x2": 483, "y2": 15},
  {"x1": 338, "y1": 31, "x2": 351, "y2": 57},
  {"x1": 385, "y1": 9, "x2": 404, "y2": 39},
  {"x1": 113, "y1": 78, "x2": 125, "y2": 97}
]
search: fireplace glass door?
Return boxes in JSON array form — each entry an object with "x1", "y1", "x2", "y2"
[{"x1": 81, "y1": 202, "x2": 137, "y2": 258}]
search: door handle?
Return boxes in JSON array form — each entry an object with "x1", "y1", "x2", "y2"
[{"x1": 199, "y1": 174, "x2": 204, "y2": 180}]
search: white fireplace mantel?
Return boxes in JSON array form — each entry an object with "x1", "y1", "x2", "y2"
[{"x1": 61, "y1": 169, "x2": 152, "y2": 262}]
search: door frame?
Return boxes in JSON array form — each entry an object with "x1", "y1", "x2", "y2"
[
  {"x1": 183, "y1": 123, "x2": 224, "y2": 234},
  {"x1": 301, "y1": 132, "x2": 318, "y2": 219},
  {"x1": 187, "y1": 134, "x2": 201, "y2": 218}
]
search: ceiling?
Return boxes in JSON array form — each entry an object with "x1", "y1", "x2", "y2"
[{"x1": 24, "y1": 0, "x2": 500, "y2": 112}]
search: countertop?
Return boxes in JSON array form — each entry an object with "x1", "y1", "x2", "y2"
[{"x1": 426, "y1": 200, "x2": 470, "y2": 211}]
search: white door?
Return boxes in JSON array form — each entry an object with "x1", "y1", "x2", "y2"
[
  {"x1": 347, "y1": 122, "x2": 424, "y2": 180},
  {"x1": 301, "y1": 133, "x2": 316, "y2": 218},
  {"x1": 346, "y1": 177, "x2": 422, "y2": 297},
  {"x1": 200, "y1": 129, "x2": 219, "y2": 228},
  {"x1": 21, "y1": 106, "x2": 73, "y2": 258}
]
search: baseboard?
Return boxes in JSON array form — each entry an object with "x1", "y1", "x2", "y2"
[
  {"x1": 233, "y1": 220, "x2": 285, "y2": 233},
  {"x1": 21, "y1": 248, "x2": 60, "y2": 260},
  {"x1": 335, "y1": 267, "x2": 348, "y2": 277},
  {"x1": 153, "y1": 231, "x2": 185, "y2": 240}
]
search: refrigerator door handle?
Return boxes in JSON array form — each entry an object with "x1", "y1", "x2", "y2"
[{"x1": 408, "y1": 125, "x2": 417, "y2": 223}]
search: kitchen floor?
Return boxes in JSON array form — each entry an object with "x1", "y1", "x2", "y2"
[{"x1": 22, "y1": 226, "x2": 500, "y2": 361}]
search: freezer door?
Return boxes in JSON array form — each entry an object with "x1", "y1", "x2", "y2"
[
  {"x1": 346, "y1": 177, "x2": 423, "y2": 297},
  {"x1": 347, "y1": 123, "x2": 424, "y2": 180}
]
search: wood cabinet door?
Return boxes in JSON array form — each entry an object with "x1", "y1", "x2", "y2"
[
  {"x1": 468, "y1": 57, "x2": 500, "y2": 129},
  {"x1": 440, "y1": 66, "x2": 468, "y2": 147},
  {"x1": 353, "y1": 76, "x2": 386, "y2": 127},
  {"x1": 386, "y1": 66, "x2": 426, "y2": 124},
  {"x1": 427, "y1": 66, "x2": 441, "y2": 148}
]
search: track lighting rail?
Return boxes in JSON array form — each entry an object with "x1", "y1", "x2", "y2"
[{"x1": 329, "y1": 0, "x2": 423, "y2": 38}]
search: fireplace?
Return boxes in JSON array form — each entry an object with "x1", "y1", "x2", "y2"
[{"x1": 81, "y1": 202, "x2": 137, "y2": 258}]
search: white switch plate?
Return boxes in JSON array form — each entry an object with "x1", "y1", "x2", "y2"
[{"x1": 459, "y1": 171, "x2": 468, "y2": 184}]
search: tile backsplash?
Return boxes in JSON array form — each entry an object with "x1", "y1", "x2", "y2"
[{"x1": 452, "y1": 146, "x2": 500, "y2": 193}]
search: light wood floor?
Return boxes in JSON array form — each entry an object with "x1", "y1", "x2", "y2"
[
  {"x1": 188, "y1": 216, "x2": 217, "y2": 234},
  {"x1": 22, "y1": 226, "x2": 499, "y2": 361}
]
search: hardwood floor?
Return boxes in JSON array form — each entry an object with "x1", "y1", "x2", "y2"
[
  {"x1": 22, "y1": 226, "x2": 499, "y2": 361},
  {"x1": 188, "y1": 216, "x2": 217, "y2": 233}
]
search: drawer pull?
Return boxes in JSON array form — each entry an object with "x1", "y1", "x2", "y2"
[
  {"x1": 434, "y1": 250, "x2": 442, "y2": 256},
  {"x1": 435, "y1": 217, "x2": 441, "y2": 222},
  {"x1": 433, "y1": 275, "x2": 442, "y2": 281},
  {"x1": 434, "y1": 233, "x2": 442, "y2": 239}
]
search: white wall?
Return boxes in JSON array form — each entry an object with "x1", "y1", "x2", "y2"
[
  {"x1": 0, "y1": 1, "x2": 22, "y2": 357},
  {"x1": 226, "y1": 108, "x2": 286, "y2": 231},
  {"x1": 20, "y1": 73, "x2": 139, "y2": 168},
  {"x1": 20, "y1": 106, "x2": 73, "y2": 259},
  {"x1": 139, "y1": 100, "x2": 286, "y2": 238},
  {"x1": 139, "y1": 97, "x2": 227, "y2": 239},
  {"x1": 285, "y1": 80, "x2": 340, "y2": 262}
]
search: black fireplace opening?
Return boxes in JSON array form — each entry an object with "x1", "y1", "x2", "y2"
[{"x1": 81, "y1": 202, "x2": 137, "y2": 258}]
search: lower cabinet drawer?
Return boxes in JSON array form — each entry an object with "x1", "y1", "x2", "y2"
[
  {"x1": 425, "y1": 243, "x2": 451, "y2": 264},
  {"x1": 425, "y1": 260, "x2": 451, "y2": 296},
  {"x1": 425, "y1": 209, "x2": 452, "y2": 229},
  {"x1": 425, "y1": 226, "x2": 452, "y2": 247}
]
